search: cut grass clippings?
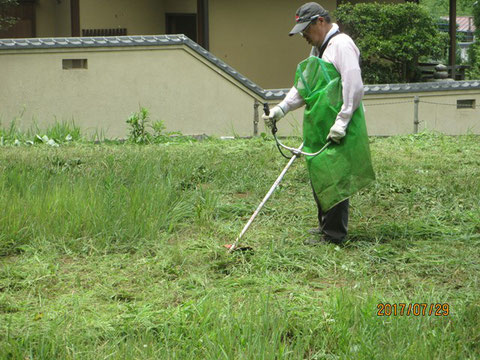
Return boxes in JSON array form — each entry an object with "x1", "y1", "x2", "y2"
[{"x1": 0, "y1": 132, "x2": 479, "y2": 359}]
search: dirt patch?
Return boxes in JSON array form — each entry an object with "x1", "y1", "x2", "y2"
[{"x1": 233, "y1": 192, "x2": 250, "y2": 198}]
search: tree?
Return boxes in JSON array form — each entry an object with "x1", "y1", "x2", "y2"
[
  {"x1": 474, "y1": 1, "x2": 480, "y2": 34},
  {"x1": 0, "y1": 0, "x2": 18, "y2": 31},
  {"x1": 335, "y1": 2, "x2": 446, "y2": 84},
  {"x1": 420, "y1": 0, "x2": 474, "y2": 17},
  {"x1": 466, "y1": 1, "x2": 480, "y2": 79}
]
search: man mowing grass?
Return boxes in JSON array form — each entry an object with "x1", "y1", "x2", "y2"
[{"x1": 263, "y1": 2, "x2": 375, "y2": 245}]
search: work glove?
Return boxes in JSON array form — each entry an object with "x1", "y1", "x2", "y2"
[
  {"x1": 262, "y1": 106, "x2": 285, "y2": 130},
  {"x1": 327, "y1": 122, "x2": 346, "y2": 143}
]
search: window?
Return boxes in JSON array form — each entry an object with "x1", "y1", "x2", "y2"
[
  {"x1": 62, "y1": 59, "x2": 88, "y2": 70},
  {"x1": 457, "y1": 99, "x2": 476, "y2": 109}
]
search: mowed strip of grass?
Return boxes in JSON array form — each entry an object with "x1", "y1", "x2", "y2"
[{"x1": 0, "y1": 133, "x2": 479, "y2": 359}]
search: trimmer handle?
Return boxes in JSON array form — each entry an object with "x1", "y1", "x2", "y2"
[
  {"x1": 263, "y1": 103, "x2": 270, "y2": 116},
  {"x1": 263, "y1": 102, "x2": 282, "y2": 148}
]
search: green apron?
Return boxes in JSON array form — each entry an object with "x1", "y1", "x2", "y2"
[{"x1": 294, "y1": 56, "x2": 375, "y2": 211}]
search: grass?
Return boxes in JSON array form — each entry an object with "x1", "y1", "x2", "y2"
[
  {"x1": 0, "y1": 119, "x2": 83, "y2": 146},
  {"x1": 0, "y1": 132, "x2": 479, "y2": 359}
]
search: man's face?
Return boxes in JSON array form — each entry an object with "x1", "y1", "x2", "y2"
[{"x1": 301, "y1": 17, "x2": 329, "y2": 47}]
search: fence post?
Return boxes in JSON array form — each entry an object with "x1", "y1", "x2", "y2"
[
  {"x1": 253, "y1": 100, "x2": 260, "y2": 136},
  {"x1": 413, "y1": 96, "x2": 419, "y2": 134}
]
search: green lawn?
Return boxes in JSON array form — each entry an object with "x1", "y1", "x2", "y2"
[{"x1": 0, "y1": 133, "x2": 479, "y2": 359}]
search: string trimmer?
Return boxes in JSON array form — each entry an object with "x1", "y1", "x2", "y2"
[{"x1": 225, "y1": 103, "x2": 331, "y2": 253}]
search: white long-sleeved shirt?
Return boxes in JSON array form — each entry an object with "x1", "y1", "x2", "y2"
[{"x1": 278, "y1": 24, "x2": 364, "y2": 132}]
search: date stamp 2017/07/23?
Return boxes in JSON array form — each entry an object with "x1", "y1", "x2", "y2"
[{"x1": 377, "y1": 303, "x2": 450, "y2": 317}]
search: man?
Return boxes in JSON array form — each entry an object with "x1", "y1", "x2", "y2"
[{"x1": 262, "y1": 2, "x2": 375, "y2": 245}]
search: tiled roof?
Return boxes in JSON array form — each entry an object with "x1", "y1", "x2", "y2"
[
  {"x1": 1, "y1": 35, "x2": 480, "y2": 100},
  {"x1": 0, "y1": 35, "x2": 179, "y2": 49},
  {"x1": 265, "y1": 81, "x2": 480, "y2": 99},
  {"x1": 362, "y1": 81, "x2": 480, "y2": 95}
]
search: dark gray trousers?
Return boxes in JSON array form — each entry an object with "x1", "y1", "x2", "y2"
[{"x1": 311, "y1": 185, "x2": 349, "y2": 242}]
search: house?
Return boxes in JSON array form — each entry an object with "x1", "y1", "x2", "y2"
[
  {"x1": 0, "y1": 0, "x2": 406, "y2": 89},
  {"x1": 1, "y1": 0, "x2": 478, "y2": 138},
  {"x1": 1, "y1": 34, "x2": 479, "y2": 138},
  {"x1": 438, "y1": 16, "x2": 475, "y2": 63},
  {"x1": 440, "y1": 16, "x2": 475, "y2": 42}
]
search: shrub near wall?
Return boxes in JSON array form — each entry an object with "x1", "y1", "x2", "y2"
[
  {"x1": 467, "y1": 44, "x2": 480, "y2": 79},
  {"x1": 335, "y1": 2, "x2": 446, "y2": 84}
]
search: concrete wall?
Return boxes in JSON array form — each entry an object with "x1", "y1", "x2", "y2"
[
  {"x1": 363, "y1": 92, "x2": 480, "y2": 135},
  {"x1": 208, "y1": 0, "x2": 403, "y2": 89},
  {"x1": 24, "y1": 0, "x2": 409, "y2": 88},
  {"x1": 55, "y1": 0, "x2": 72, "y2": 37},
  {"x1": 35, "y1": 0, "x2": 166, "y2": 38},
  {"x1": 264, "y1": 90, "x2": 480, "y2": 136},
  {"x1": 209, "y1": 0, "x2": 336, "y2": 89},
  {"x1": 36, "y1": 0, "x2": 71, "y2": 37},
  {"x1": 35, "y1": 0, "x2": 55, "y2": 37},
  {"x1": 164, "y1": 0, "x2": 196, "y2": 14},
  {"x1": 80, "y1": 0, "x2": 165, "y2": 35},
  {"x1": 1, "y1": 45, "x2": 479, "y2": 138},
  {"x1": 0, "y1": 47, "x2": 259, "y2": 138}
]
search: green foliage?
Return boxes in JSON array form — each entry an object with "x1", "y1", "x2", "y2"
[
  {"x1": 0, "y1": 119, "x2": 81, "y2": 146},
  {"x1": 421, "y1": 0, "x2": 474, "y2": 17},
  {"x1": 40, "y1": 120, "x2": 82, "y2": 143},
  {"x1": 335, "y1": 2, "x2": 446, "y2": 83},
  {"x1": 126, "y1": 107, "x2": 151, "y2": 144},
  {"x1": 126, "y1": 107, "x2": 179, "y2": 144},
  {"x1": 151, "y1": 119, "x2": 166, "y2": 138},
  {"x1": 466, "y1": 2, "x2": 480, "y2": 79},
  {"x1": 0, "y1": 0, "x2": 18, "y2": 31},
  {"x1": 474, "y1": 1, "x2": 480, "y2": 37},
  {"x1": 466, "y1": 42, "x2": 480, "y2": 79}
]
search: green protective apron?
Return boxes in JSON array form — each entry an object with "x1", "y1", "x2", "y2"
[{"x1": 294, "y1": 56, "x2": 375, "y2": 211}]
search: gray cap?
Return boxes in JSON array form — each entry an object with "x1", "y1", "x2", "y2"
[{"x1": 289, "y1": 2, "x2": 329, "y2": 36}]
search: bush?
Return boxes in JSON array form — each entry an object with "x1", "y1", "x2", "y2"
[
  {"x1": 126, "y1": 107, "x2": 151, "y2": 144},
  {"x1": 335, "y1": 2, "x2": 446, "y2": 84},
  {"x1": 467, "y1": 1, "x2": 480, "y2": 79},
  {"x1": 474, "y1": 1, "x2": 480, "y2": 34},
  {"x1": 467, "y1": 43, "x2": 480, "y2": 80},
  {"x1": 126, "y1": 107, "x2": 172, "y2": 144}
]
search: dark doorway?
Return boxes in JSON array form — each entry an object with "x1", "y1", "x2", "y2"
[{"x1": 166, "y1": 13, "x2": 197, "y2": 41}]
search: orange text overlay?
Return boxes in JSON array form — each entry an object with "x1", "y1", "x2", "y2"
[{"x1": 377, "y1": 303, "x2": 450, "y2": 317}]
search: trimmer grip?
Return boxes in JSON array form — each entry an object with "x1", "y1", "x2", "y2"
[{"x1": 263, "y1": 103, "x2": 270, "y2": 116}]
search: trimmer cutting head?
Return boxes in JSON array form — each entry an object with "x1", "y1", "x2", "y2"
[{"x1": 223, "y1": 244, "x2": 254, "y2": 253}]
